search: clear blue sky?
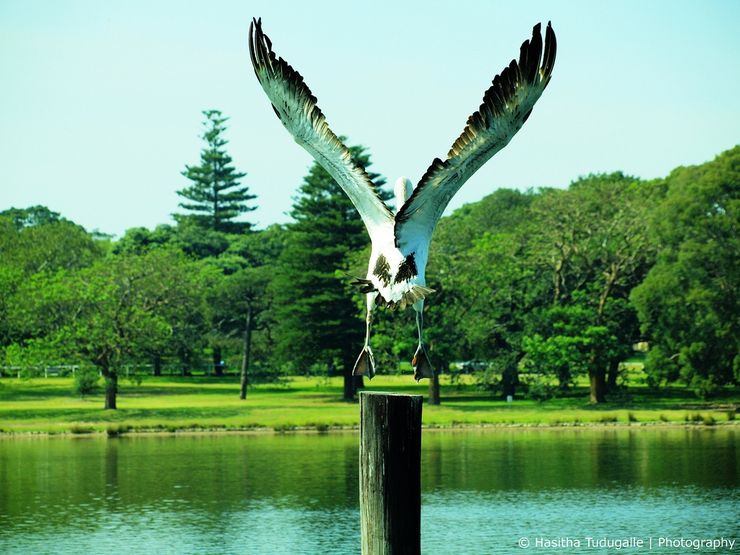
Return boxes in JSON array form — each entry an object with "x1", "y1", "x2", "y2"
[{"x1": 1, "y1": 0, "x2": 738, "y2": 237}]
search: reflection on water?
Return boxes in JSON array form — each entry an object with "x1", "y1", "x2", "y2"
[{"x1": 0, "y1": 429, "x2": 736, "y2": 554}]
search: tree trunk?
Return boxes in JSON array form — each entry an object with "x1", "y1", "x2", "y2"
[
  {"x1": 212, "y1": 345, "x2": 223, "y2": 376},
  {"x1": 104, "y1": 370, "x2": 118, "y2": 410},
  {"x1": 239, "y1": 306, "x2": 253, "y2": 400},
  {"x1": 179, "y1": 352, "x2": 188, "y2": 377},
  {"x1": 589, "y1": 369, "x2": 606, "y2": 403},
  {"x1": 607, "y1": 359, "x2": 620, "y2": 392},
  {"x1": 428, "y1": 370, "x2": 440, "y2": 405},
  {"x1": 343, "y1": 368, "x2": 355, "y2": 401},
  {"x1": 557, "y1": 366, "x2": 571, "y2": 391},
  {"x1": 153, "y1": 354, "x2": 162, "y2": 377},
  {"x1": 353, "y1": 375, "x2": 365, "y2": 391},
  {"x1": 502, "y1": 364, "x2": 518, "y2": 399}
]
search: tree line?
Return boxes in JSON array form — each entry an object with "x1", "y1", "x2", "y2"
[{"x1": 1, "y1": 110, "x2": 737, "y2": 408}]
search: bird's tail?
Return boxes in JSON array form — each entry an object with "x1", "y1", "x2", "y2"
[
  {"x1": 399, "y1": 285, "x2": 435, "y2": 309},
  {"x1": 348, "y1": 276, "x2": 434, "y2": 309}
]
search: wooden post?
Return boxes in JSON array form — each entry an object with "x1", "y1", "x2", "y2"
[{"x1": 359, "y1": 391, "x2": 422, "y2": 555}]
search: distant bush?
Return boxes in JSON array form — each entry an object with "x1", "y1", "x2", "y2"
[
  {"x1": 598, "y1": 414, "x2": 618, "y2": 423},
  {"x1": 523, "y1": 373, "x2": 557, "y2": 402},
  {"x1": 106, "y1": 424, "x2": 131, "y2": 437},
  {"x1": 73, "y1": 367, "x2": 99, "y2": 397}
]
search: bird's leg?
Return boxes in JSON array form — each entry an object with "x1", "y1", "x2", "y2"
[
  {"x1": 352, "y1": 293, "x2": 376, "y2": 379},
  {"x1": 411, "y1": 300, "x2": 434, "y2": 381}
]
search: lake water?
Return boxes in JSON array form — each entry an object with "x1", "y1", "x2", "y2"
[{"x1": 0, "y1": 428, "x2": 737, "y2": 554}]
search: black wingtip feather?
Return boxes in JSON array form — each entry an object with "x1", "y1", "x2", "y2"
[
  {"x1": 248, "y1": 18, "x2": 396, "y2": 222},
  {"x1": 394, "y1": 21, "x2": 557, "y2": 244},
  {"x1": 542, "y1": 22, "x2": 557, "y2": 78},
  {"x1": 527, "y1": 24, "x2": 543, "y2": 83}
]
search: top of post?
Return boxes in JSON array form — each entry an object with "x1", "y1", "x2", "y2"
[{"x1": 360, "y1": 391, "x2": 423, "y2": 401}]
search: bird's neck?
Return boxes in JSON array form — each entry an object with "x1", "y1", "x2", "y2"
[{"x1": 394, "y1": 177, "x2": 413, "y2": 213}]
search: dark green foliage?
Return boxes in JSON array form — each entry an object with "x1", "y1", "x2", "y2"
[
  {"x1": 0, "y1": 214, "x2": 105, "y2": 348},
  {"x1": 175, "y1": 110, "x2": 256, "y2": 234},
  {"x1": 521, "y1": 173, "x2": 655, "y2": 402},
  {"x1": 73, "y1": 366, "x2": 100, "y2": 397},
  {"x1": 112, "y1": 225, "x2": 176, "y2": 255},
  {"x1": 270, "y1": 143, "x2": 389, "y2": 399},
  {"x1": 6, "y1": 248, "x2": 211, "y2": 408},
  {"x1": 522, "y1": 301, "x2": 619, "y2": 391},
  {"x1": 429, "y1": 192, "x2": 546, "y2": 397},
  {"x1": 206, "y1": 225, "x2": 287, "y2": 395},
  {"x1": 0, "y1": 205, "x2": 64, "y2": 229},
  {"x1": 2, "y1": 146, "x2": 737, "y2": 407},
  {"x1": 0, "y1": 216, "x2": 104, "y2": 275},
  {"x1": 631, "y1": 147, "x2": 740, "y2": 397}
]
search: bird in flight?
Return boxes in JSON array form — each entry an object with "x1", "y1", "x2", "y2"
[{"x1": 249, "y1": 18, "x2": 556, "y2": 381}]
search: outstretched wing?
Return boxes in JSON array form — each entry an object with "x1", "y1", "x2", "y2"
[
  {"x1": 394, "y1": 22, "x2": 556, "y2": 250},
  {"x1": 249, "y1": 18, "x2": 394, "y2": 233}
]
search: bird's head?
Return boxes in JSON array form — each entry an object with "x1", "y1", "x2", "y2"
[{"x1": 394, "y1": 177, "x2": 414, "y2": 214}]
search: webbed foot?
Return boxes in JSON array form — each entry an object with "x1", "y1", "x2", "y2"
[
  {"x1": 352, "y1": 346, "x2": 375, "y2": 379},
  {"x1": 412, "y1": 345, "x2": 434, "y2": 382}
]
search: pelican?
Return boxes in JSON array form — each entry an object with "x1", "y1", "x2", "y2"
[{"x1": 248, "y1": 18, "x2": 556, "y2": 381}]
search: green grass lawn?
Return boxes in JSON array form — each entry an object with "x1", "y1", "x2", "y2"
[{"x1": 0, "y1": 375, "x2": 736, "y2": 434}]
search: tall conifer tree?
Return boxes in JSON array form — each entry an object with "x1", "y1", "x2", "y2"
[
  {"x1": 271, "y1": 143, "x2": 389, "y2": 400},
  {"x1": 175, "y1": 110, "x2": 256, "y2": 234}
]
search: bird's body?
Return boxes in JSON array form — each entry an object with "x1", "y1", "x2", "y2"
[
  {"x1": 356, "y1": 178, "x2": 431, "y2": 310},
  {"x1": 248, "y1": 18, "x2": 556, "y2": 381},
  {"x1": 366, "y1": 233, "x2": 430, "y2": 308}
]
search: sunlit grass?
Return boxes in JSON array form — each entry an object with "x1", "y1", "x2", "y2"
[{"x1": 0, "y1": 375, "x2": 736, "y2": 434}]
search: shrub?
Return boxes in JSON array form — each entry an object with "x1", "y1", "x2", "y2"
[
  {"x1": 599, "y1": 414, "x2": 618, "y2": 423},
  {"x1": 523, "y1": 374, "x2": 557, "y2": 402},
  {"x1": 106, "y1": 424, "x2": 131, "y2": 437},
  {"x1": 73, "y1": 367, "x2": 100, "y2": 397}
]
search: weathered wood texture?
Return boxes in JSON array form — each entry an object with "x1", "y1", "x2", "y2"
[{"x1": 359, "y1": 392, "x2": 422, "y2": 555}]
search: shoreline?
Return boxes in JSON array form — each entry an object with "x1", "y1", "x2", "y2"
[{"x1": 2, "y1": 420, "x2": 737, "y2": 439}]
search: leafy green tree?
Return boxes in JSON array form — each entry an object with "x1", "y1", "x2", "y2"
[
  {"x1": 115, "y1": 226, "x2": 246, "y2": 378},
  {"x1": 198, "y1": 225, "x2": 285, "y2": 394},
  {"x1": 8, "y1": 249, "x2": 207, "y2": 408},
  {"x1": 527, "y1": 174, "x2": 654, "y2": 402},
  {"x1": 631, "y1": 147, "x2": 739, "y2": 397},
  {"x1": 446, "y1": 230, "x2": 545, "y2": 397},
  {"x1": 0, "y1": 217, "x2": 103, "y2": 276},
  {"x1": 113, "y1": 226, "x2": 221, "y2": 376},
  {"x1": 175, "y1": 110, "x2": 256, "y2": 234},
  {"x1": 225, "y1": 225, "x2": 286, "y2": 396},
  {"x1": 522, "y1": 301, "x2": 619, "y2": 396},
  {"x1": 0, "y1": 205, "x2": 64, "y2": 229},
  {"x1": 112, "y1": 225, "x2": 176, "y2": 255},
  {"x1": 430, "y1": 190, "x2": 544, "y2": 399},
  {"x1": 271, "y1": 143, "x2": 389, "y2": 400},
  {"x1": 0, "y1": 215, "x2": 104, "y2": 354}
]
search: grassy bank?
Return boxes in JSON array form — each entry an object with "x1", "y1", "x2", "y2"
[{"x1": 0, "y1": 375, "x2": 737, "y2": 435}]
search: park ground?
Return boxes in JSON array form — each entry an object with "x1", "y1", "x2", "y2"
[{"x1": 0, "y1": 374, "x2": 737, "y2": 435}]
